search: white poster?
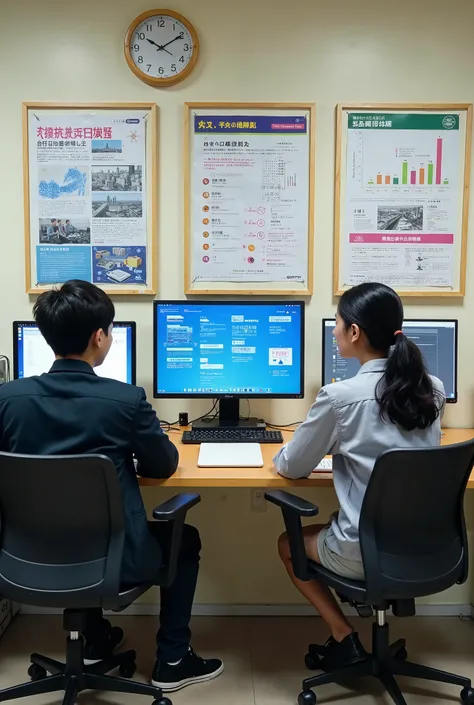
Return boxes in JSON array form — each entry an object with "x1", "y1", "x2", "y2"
[
  {"x1": 342, "y1": 111, "x2": 465, "y2": 289},
  {"x1": 29, "y1": 111, "x2": 148, "y2": 287},
  {"x1": 191, "y1": 113, "x2": 310, "y2": 283}
]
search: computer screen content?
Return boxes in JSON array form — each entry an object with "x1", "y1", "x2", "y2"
[
  {"x1": 13, "y1": 322, "x2": 136, "y2": 385},
  {"x1": 154, "y1": 301, "x2": 304, "y2": 398},
  {"x1": 322, "y1": 319, "x2": 457, "y2": 402}
]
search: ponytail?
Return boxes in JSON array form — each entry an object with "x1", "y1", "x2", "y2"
[
  {"x1": 376, "y1": 332, "x2": 441, "y2": 431},
  {"x1": 337, "y1": 282, "x2": 443, "y2": 432}
]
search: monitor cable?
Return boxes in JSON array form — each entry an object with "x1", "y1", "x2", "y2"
[
  {"x1": 160, "y1": 399, "x2": 219, "y2": 433},
  {"x1": 239, "y1": 398, "x2": 302, "y2": 430}
]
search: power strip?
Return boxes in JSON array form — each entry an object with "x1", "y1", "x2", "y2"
[{"x1": 0, "y1": 357, "x2": 9, "y2": 384}]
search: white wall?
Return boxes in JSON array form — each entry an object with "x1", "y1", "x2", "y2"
[{"x1": 1, "y1": 0, "x2": 474, "y2": 607}]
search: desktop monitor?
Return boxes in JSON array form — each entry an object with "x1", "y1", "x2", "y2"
[
  {"x1": 154, "y1": 301, "x2": 305, "y2": 428},
  {"x1": 322, "y1": 318, "x2": 458, "y2": 403},
  {"x1": 13, "y1": 321, "x2": 136, "y2": 385}
]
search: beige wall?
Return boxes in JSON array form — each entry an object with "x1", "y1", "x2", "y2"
[{"x1": 1, "y1": 0, "x2": 474, "y2": 608}]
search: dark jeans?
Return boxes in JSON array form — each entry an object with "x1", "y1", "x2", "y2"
[{"x1": 83, "y1": 523, "x2": 201, "y2": 663}]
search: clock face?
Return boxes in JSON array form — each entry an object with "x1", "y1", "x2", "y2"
[{"x1": 126, "y1": 12, "x2": 197, "y2": 85}]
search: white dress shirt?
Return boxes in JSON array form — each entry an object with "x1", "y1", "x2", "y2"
[{"x1": 273, "y1": 358, "x2": 445, "y2": 562}]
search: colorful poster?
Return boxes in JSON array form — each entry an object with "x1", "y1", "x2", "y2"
[
  {"x1": 342, "y1": 112, "x2": 464, "y2": 289},
  {"x1": 191, "y1": 114, "x2": 310, "y2": 283},
  {"x1": 29, "y1": 112, "x2": 148, "y2": 286}
]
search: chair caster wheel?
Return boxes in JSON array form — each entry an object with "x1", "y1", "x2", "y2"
[
  {"x1": 461, "y1": 687, "x2": 474, "y2": 704},
  {"x1": 304, "y1": 652, "x2": 321, "y2": 670},
  {"x1": 298, "y1": 691, "x2": 317, "y2": 705},
  {"x1": 153, "y1": 699, "x2": 172, "y2": 705},
  {"x1": 119, "y1": 660, "x2": 136, "y2": 678},
  {"x1": 28, "y1": 664, "x2": 47, "y2": 681}
]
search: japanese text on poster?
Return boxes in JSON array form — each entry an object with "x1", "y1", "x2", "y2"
[
  {"x1": 191, "y1": 114, "x2": 310, "y2": 283},
  {"x1": 342, "y1": 112, "x2": 464, "y2": 289},
  {"x1": 29, "y1": 112, "x2": 147, "y2": 286}
]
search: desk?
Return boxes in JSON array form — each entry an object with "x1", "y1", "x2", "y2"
[{"x1": 138, "y1": 427, "x2": 474, "y2": 489}]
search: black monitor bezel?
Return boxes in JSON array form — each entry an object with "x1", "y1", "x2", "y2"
[
  {"x1": 321, "y1": 317, "x2": 458, "y2": 403},
  {"x1": 12, "y1": 321, "x2": 137, "y2": 385},
  {"x1": 153, "y1": 300, "x2": 305, "y2": 399}
]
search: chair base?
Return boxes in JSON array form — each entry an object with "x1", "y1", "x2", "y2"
[
  {"x1": 0, "y1": 634, "x2": 171, "y2": 705},
  {"x1": 299, "y1": 622, "x2": 474, "y2": 705}
]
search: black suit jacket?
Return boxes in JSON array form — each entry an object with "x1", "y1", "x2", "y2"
[{"x1": 0, "y1": 359, "x2": 178, "y2": 584}]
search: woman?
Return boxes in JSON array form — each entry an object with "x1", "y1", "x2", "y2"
[{"x1": 274, "y1": 282, "x2": 444, "y2": 670}]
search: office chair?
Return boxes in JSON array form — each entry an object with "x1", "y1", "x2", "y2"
[
  {"x1": 0, "y1": 452, "x2": 201, "y2": 705},
  {"x1": 266, "y1": 439, "x2": 474, "y2": 705}
]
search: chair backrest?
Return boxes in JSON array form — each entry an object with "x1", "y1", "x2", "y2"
[
  {"x1": 360, "y1": 440, "x2": 474, "y2": 605},
  {"x1": 0, "y1": 452, "x2": 125, "y2": 609}
]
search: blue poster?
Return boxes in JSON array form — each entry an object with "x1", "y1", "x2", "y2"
[
  {"x1": 36, "y1": 246, "x2": 92, "y2": 284},
  {"x1": 92, "y1": 246, "x2": 147, "y2": 285}
]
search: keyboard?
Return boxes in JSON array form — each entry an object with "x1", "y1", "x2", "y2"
[
  {"x1": 314, "y1": 457, "x2": 333, "y2": 471},
  {"x1": 182, "y1": 428, "x2": 283, "y2": 444}
]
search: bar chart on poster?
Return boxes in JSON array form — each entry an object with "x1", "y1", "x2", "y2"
[
  {"x1": 352, "y1": 125, "x2": 452, "y2": 190},
  {"x1": 335, "y1": 105, "x2": 472, "y2": 296}
]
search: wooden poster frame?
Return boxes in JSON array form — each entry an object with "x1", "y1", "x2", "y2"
[
  {"x1": 184, "y1": 102, "x2": 315, "y2": 295},
  {"x1": 22, "y1": 101, "x2": 158, "y2": 295},
  {"x1": 334, "y1": 102, "x2": 473, "y2": 298}
]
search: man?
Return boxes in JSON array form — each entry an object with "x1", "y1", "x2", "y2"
[
  {"x1": 0, "y1": 280, "x2": 223, "y2": 692},
  {"x1": 46, "y1": 219, "x2": 58, "y2": 242},
  {"x1": 65, "y1": 219, "x2": 75, "y2": 237},
  {"x1": 57, "y1": 219, "x2": 68, "y2": 243}
]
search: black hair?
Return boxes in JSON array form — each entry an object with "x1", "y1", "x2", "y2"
[
  {"x1": 33, "y1": 280, "x2": 115, "y2": 357},
  {"x1": 337, "y1": 282, "x2": 442, "y2": 431}
]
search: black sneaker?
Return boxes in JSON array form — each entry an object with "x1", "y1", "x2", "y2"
[
  {"x1": 83, "y1": 623, "x2": 124, "y2": 665},
  {"x1": 320, "y1": 632, "x2": 368, "y2": 672},
  {"x1": 152, "y1": 647, "x2": 224, "y2": 692}
]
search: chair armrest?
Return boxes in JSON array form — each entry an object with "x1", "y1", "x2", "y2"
[
  {"x1": 153, "y1": 493, "x2": 201, "y2": 520},
  {"x1": 265, "y1": 490, "x2": 319, "y2": 582},
  {"x1": 264, "y1": 490, "x2": 319, "y2": 517},
  {"x1": 151, "y1": 493, "x2": 201, "y2": 588}
]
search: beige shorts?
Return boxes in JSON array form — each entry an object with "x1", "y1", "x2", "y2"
[{"x1": 317, "y1": 526, "x2": 365, "y2": 581}]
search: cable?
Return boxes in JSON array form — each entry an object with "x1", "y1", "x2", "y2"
[
  {"x1": 266, "y1": 421, "x2": 302, "y2": 431},
  {"x1": 236, "y1": 398, "x2": 301, "y2": 429},
  {"x1": 159, "y1": 399, "x2": 219, "y2": 432},
  {"x1": 192, "y1": 399, "x2": 219, "y2": 424},
  {"x1": 239, "y1": 398, "x2": 251, "y2": 421}
]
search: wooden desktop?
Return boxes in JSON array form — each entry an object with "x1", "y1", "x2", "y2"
[{"x1": 138, "y1": 427, "x2": 474, "y2": 489}]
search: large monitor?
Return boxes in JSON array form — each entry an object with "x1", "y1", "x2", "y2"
[
  {"x1": 322, "y1": 318, "x2": 458, "y2": 403},
  {"x1": 154, "y1": 301, "x2": 305, "y2": 428},
  {"x1": 13, "y1": 321, "x2": 136, "y2": 385}
]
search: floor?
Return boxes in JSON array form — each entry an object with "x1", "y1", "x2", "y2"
[{"x1": 0, "y1": 614, "x2": 474, "y2": 704}]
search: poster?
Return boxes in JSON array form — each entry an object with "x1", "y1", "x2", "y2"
[
  {"x1": 341, "y1": 111, "x2": 467, "y2": 291},
  {"x1": 28, "y1": 111, "x2": 148, "y2": 287},
  {"x1": 190, "y1": 113, "x2": 311, "y2": 283}
]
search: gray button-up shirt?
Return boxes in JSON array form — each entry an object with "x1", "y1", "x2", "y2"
[{"x1": 274, "y1": 358, "x2": 445, "y2": 562}]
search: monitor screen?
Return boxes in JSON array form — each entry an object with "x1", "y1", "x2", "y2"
[
  {"x1": 322, "y1": 318, "x2": 458, "y2": 403},
  {"x1": 13, "y1": 322, "x2": 136, "y2": 385},
  {"x1": 154, "y1": 301, "x2": 304, "y2": 398}
]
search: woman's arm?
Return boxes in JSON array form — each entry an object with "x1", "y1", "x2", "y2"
[{"x1": 273, "y1": 387, "x2": 338, "y2": 479}]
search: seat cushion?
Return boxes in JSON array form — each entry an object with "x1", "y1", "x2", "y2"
[{"x1": 308, "y1": 561, "x2": 368, "y2": 603}]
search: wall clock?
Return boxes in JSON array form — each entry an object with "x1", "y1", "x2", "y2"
[{"x1": 125, "y1": 9, "x2": 199, "y2": 87}]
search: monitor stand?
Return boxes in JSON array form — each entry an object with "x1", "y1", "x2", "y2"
[{"x1": 192, "y1": 398, "x2": 264, "y2": 430}]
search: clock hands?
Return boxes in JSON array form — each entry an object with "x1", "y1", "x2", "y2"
[
  {"x1": 161, "y1": 35, "x2": 184, "y2": 49},
  {"x1": 145, "y1": 37, "x2": 174, "y2": 56},
  {"x1": 146, "y1": 38, "x2": 160, "y2": 48}
]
